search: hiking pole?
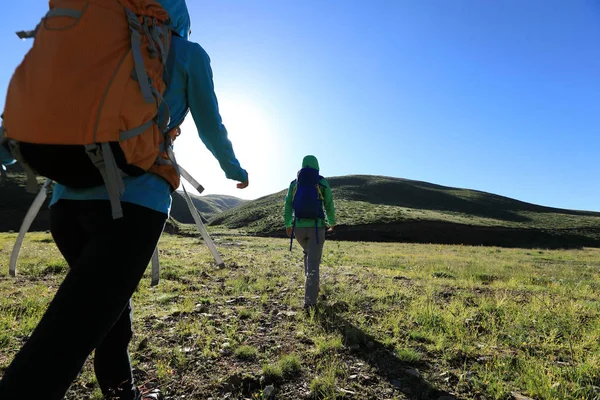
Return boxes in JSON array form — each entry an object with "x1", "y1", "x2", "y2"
[
  {"x1": 289, "y1": 218, "x2": 296, "y2": 252},
  {"x1": 10, "y1": 179, "x2": 52, "y2": 276}
]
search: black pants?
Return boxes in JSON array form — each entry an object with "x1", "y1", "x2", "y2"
[{"x1": 0, "y1": 200, "x2": 166, "y2": 400}]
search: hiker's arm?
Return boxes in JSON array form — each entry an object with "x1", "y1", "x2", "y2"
[
  {"x1": 187, "y1": 44, "x2": 248, "y2": 184},
  {"x1": 322, "y1": 182, "x2": 336, "y2": 227},
  {"x1": 284, "y1": 182, "x2": 295, "y2": 228},
  {"x1": 0, "y1": 144, "x2": 15, "y2": 167},
  {"x1": 0, "y1": 126, "x2": 15, "y2": 166}
]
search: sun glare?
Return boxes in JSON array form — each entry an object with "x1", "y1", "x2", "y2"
[{"x1": 174, "y1": 94, "x2": 283, "y2": 199}]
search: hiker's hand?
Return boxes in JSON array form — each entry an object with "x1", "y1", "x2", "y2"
[
  {"x1": 327, "y1": 225, "x2": 335, "y2": 232},
  {"x1": 237, "y1": 178, "x2": 249, "y2": 189},
  {"x1": 286, "y1": 227, "x2": 293, "y2": 237}
]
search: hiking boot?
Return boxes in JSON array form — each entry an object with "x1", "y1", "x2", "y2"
[{"x1": 135, "y1": 388, "x2": 163, "y2": 400}]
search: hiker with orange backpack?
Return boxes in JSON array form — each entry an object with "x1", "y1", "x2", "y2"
[
  {"x1": 0, "y1": 1, "x2": 247, "y2": 399},
  {"x1": 285, "y1": 155, "x2": 336, "y2": 310}
]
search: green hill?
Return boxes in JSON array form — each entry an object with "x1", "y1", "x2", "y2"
[
  {"x1": 209, "y1": 175, "x2": 600, "y2": 248},
  {"x1": 0, "y1": 169, "x2": 52, "y2": 232},
  {"x1": 170, "y1": 191, "x2": 246, "y2": 224}
]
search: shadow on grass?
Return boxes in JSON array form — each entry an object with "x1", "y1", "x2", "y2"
[
  {"x1": 314, "y1": 304, "x2": 453, "y2": 400},
  {"x1": 325, "y1": 221, "x2": 600, "y2": 249}
]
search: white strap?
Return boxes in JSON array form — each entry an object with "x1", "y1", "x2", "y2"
[
  {"x1": 125, "y1": 9, "x2": 154, "y2": 104},
  {"x1": 85, "y1": 144, "x2": 125, "y2": 219},
  {"x1": 181, "y1": 184, "x2": 225, "y2": 268},
  {"x1": 179, "y1": 165, "x2": 205, "y2": 194},
  {"x1": 166, "y1": 148, "x2": 224, "y2": 268},
  {"x1": 10, "y1": 179, "x2": 52, "y2": 277}
]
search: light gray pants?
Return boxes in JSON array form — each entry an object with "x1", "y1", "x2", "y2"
[{"x1": 295, "y1": 227, "x2": 326, "y2": 307}]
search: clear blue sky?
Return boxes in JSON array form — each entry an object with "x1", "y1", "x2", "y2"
[{"x1": 2, "y1": 1, "x2": 599, "y2": 211}]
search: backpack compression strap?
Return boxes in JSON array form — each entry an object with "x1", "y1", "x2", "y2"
[
  {"x1": 85, "y1": 144, "x2": 125, "y2": 219},
  {"x1": 164, "y1": 147, "x2": 225, "y2": 267}
]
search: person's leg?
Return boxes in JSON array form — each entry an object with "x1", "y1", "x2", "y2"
[
  {"x1": 0, "y1": 200, "x2": 166, "y2": 400},
  {"x1": 94, "y1": 300, "x2": 137, "y2": 399},
  {"x1": 294, "y1": 227, "x2": 310, "y2": 273},
  {"x1": 304, "y1": 228, "x2": 326, "y2": 307},
  {"x1": 49, "y1": 200, "x2": 140, "y2": 400}
]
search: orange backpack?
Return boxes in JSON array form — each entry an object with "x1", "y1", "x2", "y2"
[{"x1": 2, "y1": 0, "x2": 181, "y2": 219}]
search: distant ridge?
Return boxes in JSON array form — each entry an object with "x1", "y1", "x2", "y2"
[
  {"x1": 209, "y1": 174, "x2": 600, "y2": 249},
  {"x1": 0, "y1": 172, "x2": 245, "y2": 232}
]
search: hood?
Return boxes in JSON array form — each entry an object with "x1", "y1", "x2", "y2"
[
  {"x1": 302, "y1": 155, "x2": 320, "y2": 171},
  {"x1": 156, "y1": 0, "x2": 191, "y2": 40}
]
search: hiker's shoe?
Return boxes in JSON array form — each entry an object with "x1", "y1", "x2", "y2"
[{"x1": 136, "y1": 388, "x2": 163, "y2": 400}]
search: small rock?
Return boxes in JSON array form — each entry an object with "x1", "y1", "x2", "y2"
[
  {"x1": 278, "y1": 311, "x2": 297, "y2": 318},
  {"x1": 263, "y1": 385, "x2": 275, "y2": 399},
  {"x1": 511, "y1": 393, "x2": 534, "y2": 400},
  {"x1": 348, "y1": 374, "x2": 358, "y2": 380}
]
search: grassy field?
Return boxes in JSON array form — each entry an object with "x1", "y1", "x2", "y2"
[{"x1": 1, "y1": 232, "x2": 600, "y2": 399}]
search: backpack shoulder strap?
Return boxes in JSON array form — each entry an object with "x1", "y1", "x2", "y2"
[{"x1": 291, "y1": 179, "x2": 298, "y2": 199}]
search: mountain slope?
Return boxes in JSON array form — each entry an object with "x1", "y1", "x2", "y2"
[
  {"x1": 0, "y1": 172, "x2": 245, "y2": 231},
  {"x1": 0, "y1": 172, "x2": 52, "y2": 232},
  {"x1": 209, "y1": 175, "x2": 600, "y2": 248},
  {"x1": 170, "y1": 191, "x2": 246, "y2": 224}
]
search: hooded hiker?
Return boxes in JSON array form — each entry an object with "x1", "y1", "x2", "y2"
[
  {"x1": 284, "y1": 155, "x2": 336, "y2": 309},
  {"x1": 0, "y1": 1, "x2": 247, "y2": 399}
]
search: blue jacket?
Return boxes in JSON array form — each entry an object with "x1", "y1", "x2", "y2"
[
  {"x1": 47, "y1": 0, "x2": 247, "y2": 215},
  {"x1": 0, "y1": 145, "x2": 15, "y2": 167}
]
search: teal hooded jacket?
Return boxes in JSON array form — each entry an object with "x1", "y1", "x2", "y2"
[
  {"x1": 284, "y1": 156, "x2": 336, "y2": 229},
  {"x1": 48, "y1": 0, "x2": 248, "y2": 215}
]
